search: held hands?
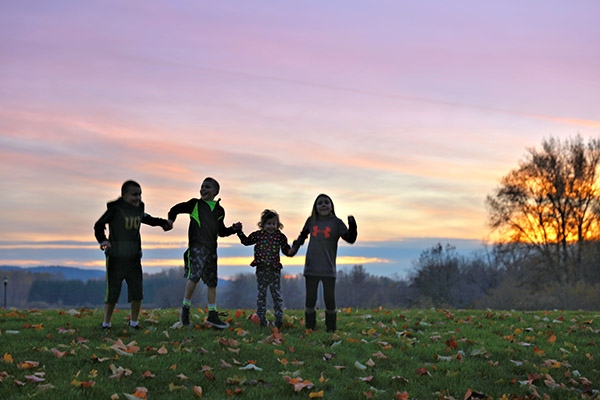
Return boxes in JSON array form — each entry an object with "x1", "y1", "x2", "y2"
[
  {"x1": 162, "y1": 220, "x2": 174, "y2": 231},
  {"x1": 348, "y1": 215, "x2": 355, "y2": 224},
  {"x1": 99, "y1": 241, "x2": 111, "y2": 250},
  {"x1": 286, "y1": 246, "x2": 298, "y2": 257},
  {"x1": 232, "y1": 222, "x2": 243, "y2": 232}
]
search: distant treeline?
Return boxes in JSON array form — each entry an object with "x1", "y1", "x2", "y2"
[{"x1": 3, "y1": 241, "x2": 600, "y2": 310}]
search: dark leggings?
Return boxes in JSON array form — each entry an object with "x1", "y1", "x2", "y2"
[{"x1": 305, "y1": 276, "x2": 336, "y2": 312}]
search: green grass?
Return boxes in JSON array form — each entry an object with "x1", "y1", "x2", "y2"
[{"x1": 1, "y1": 307, "x2": 599, "y2": 399}]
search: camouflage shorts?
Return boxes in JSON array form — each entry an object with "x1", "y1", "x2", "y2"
[{"x1": 183, "y1": 245, "x2": 218, "y2": 287}]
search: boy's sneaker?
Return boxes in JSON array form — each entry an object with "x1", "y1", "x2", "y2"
[
  {"x1": 206, "y1": 310, "x2": 229, "y2": 329},
  {"x1": 259, "y1": 319, "x2": 270, "y2": 327},
  {"x1": 180, "y1": 306, "x2": 191, "y2": 326},
  {"x1": 128, "y1": 322, "x2": 142, "y2": 331},
  {"x1": 100, "y1": 324, "x2": 111, "y2": 330}
]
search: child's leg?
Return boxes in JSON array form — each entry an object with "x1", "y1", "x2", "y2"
[
  {"x1": 304, "y1": 276, "x2": 319, "y2": 310},
  {"x1": 321, "y1": 277, "x2": 336, "y2": 311},
  {"x1": 185, "y1": 280, "x2": 198, "y2": 301},
  {"x1": 304, "y1": 276, "x2": 319, "y2": 329},
  {"x1": 207, "y1": 286, "x2": 216, "y2": 305},
  {"x1": 131, "y1": 300, "x2": 141, "y2": 323},
  {"x1": 255, "y1": 268, "x2": 268, "y2": 323},
  {"x1": 270, "y1": 270, "x2": 283, "y2": 325},
  {"x1": 125, "y1": 261, "x2": 144, "y2": 324},
  {"x1": 104, "y1": 302, "x2": 116, "y2": 324},
  {"x1": 103, "y1": 257, "x2": 123, "y2": 326},
  {"x1": 322, "y1": 277, "x2": 337, "y2": 332}
]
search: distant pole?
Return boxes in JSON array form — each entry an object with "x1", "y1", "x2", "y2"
[{"x1": 3, "y1": 276, "x2": 7, "y2": 309}]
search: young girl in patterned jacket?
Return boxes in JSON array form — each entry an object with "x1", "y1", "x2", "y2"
[{"x1": 237, "y1": 209, "x2": 292, "y2": 328}]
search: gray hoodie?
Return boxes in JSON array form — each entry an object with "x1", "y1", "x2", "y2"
[{"x1": 293, "y1": 215, "x2": 357, "y2": 278}]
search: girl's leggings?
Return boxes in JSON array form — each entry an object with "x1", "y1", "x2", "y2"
[{"x1": 305, "y1": 276, "x2": 336, "y2": 311}]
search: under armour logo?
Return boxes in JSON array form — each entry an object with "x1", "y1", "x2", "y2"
[{"x1": 312, "y1": 226, "x2": 331, "y2": 238}]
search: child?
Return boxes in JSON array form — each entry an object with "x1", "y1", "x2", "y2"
[
  {"x1": 94, "y1": 180, "x2": 172, "y2": 330},
  {"x1": 168, "y1": 177, "x2": 241, "y2": 329},
  {"x1": 237, "y1": 209, "x2": 292, "y2": 329},
  {"x1": 289, "y1": 194, "x2": 357, "y2": 332}
]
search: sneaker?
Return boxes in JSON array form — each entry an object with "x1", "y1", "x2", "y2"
[
  {"x1": 206, "y1": 310, "x2": 229, "y2": 329},
  {"x1": 128, "y1": 322, "x2": 142, "y2": 331},
  {"x1": 180, "y1": 305, "x2": 191, "y2": 326},
  {"x1": 259, "y1": 319, "x2": 270, "y2": 327},
  {"x1": 100, "y1": 324, "x2": 111, "y2": 330}
]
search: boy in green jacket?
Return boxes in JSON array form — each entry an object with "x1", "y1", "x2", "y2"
[{"x1": 168, "y1": 177, "x2": 241, "y2": 329}]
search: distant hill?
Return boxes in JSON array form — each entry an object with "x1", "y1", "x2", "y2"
[
  {"x1": 0, "y1": 265, "x2": 229, "y2": 287},
  {"x1": 0, "y1": 266, "x2": 106, "y2": 281}
]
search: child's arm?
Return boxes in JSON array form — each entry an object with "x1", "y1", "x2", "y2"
[
  {"x1": 167, "y1": 199, "x2": 196, "y2": 224},
  {"x1": 280, "y1": 232, "x2": 293, "y2": 257},
  {"x1": 237, "y1": 230, "x2": 257, "y2": 246},
  {"x1": 217, "y1": 213, "x2": 242, "y2": 237},
  {"x1": 290, "y1": 219, "x2": 311, "y2": 255},
  {"x1": 93, "y1": 207, "x2": 113, "y2": 250},
  {"x1": 142, "y1": 213, "x2": 173, "y2": 231},
  {"x1": 340, "y1": 215, "x2": 357, "y2": 244}
]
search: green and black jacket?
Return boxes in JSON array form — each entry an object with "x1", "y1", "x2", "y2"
[
  {"x1": 168, "y1": 198, "x2": 236, "y2": 251},
  {"x1": 94, "y1": 198, "x2": 168, "y2": 259}
]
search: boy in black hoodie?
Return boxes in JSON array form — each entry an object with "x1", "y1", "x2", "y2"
[{"x1": 94, "y1": 180, "x2": 172, "y2": 330}]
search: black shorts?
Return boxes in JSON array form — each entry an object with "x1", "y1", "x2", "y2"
[
  {"x1": 184, "y1": 245, "x2": 218, "y2": 287},
  {"x1": 105, "y1": 256, "x2": 143, "y2": 304}
]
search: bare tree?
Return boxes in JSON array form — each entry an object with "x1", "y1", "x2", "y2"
[
  {"x1": 410, "y1": 243, "x2": 461, "y2": 307},
  {"x1": 486, "y1": 135, "x2": 600, "y2": 283}
]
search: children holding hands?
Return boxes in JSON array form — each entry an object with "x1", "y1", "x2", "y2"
[{"x1": 95, "y1": 178, "x2": 357, "y2": 334}]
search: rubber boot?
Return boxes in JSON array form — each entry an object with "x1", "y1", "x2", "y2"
[
  {"x1": 305, "y1": 311, "x2": 316, "y2": 330},
  {"x1": 325, "y1": 311, "x2": 337, "y2": 332}
]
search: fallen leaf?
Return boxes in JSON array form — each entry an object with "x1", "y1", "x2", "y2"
[
  {"x1": 25, "y1": 375, "x2": 45, "y2": 383},
  {"x1": 37, "y1": 384, "x2": 55, "y2": 392},
  {"x1": 239, "y1": 363, "x2": 263, "y2": 371},
  {"x1": 51, "y1": 348, "x2": 66, "y2": 358},
  {"x1": 142, "y1": 370, "x2": 156, "y2": 379},
  {"x1": 17, "y1": 361, "x2": 39, "y2": 369},
  {"x1": 169, "y1": 382, "x2": 186, "y2": 391},
  {"x1": 193, "y1": 385, "x2": 203, "y2": 397},
  {"x1": 309, "y1": 391, "x2": 324, "y2": 398},
  {"x1": 372, "y1": 351, "x2": 388, "y2": 359},
  {"x1": 225, "y1": 387, "x2": 245, "y2": 396},
  {"x1": 354, "y1": 361, "x2": 367, "y2": 370}
]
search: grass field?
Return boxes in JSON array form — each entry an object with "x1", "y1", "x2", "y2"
[{"x1": 1, "y1": 307, "x2": 599, "y2": 399}]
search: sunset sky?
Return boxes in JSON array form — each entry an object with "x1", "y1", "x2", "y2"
[{"x1": 1, "y1": 1, "x2": 599, "y2": 279}]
